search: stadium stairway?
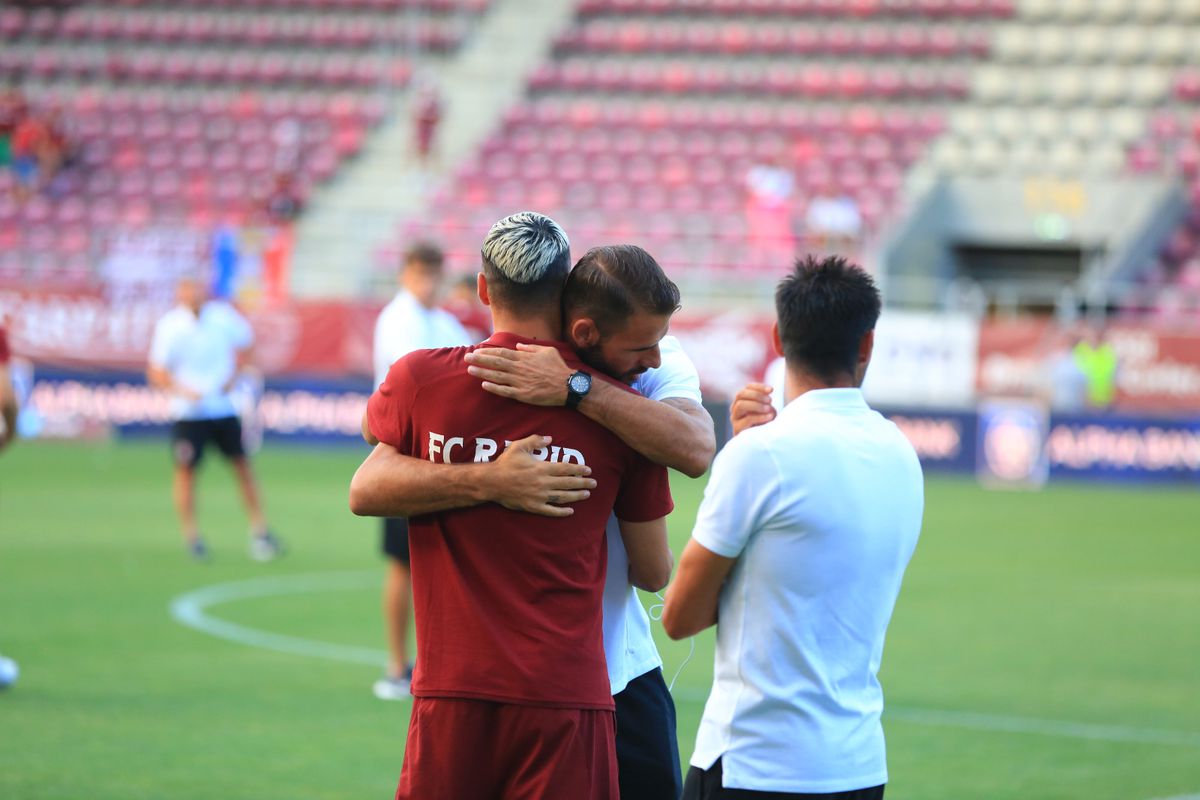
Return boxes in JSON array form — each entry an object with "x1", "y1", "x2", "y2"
[{"x1": 289, "y1": 0, "x2": 577, "y2": 299}]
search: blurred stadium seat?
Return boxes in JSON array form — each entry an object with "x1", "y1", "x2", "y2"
[
  {"x1": 391, "y1": 0, "x2": 1002, "y2": 277},
  {"x1": 0, "y1": 0, "x2": 488, "y2": 287}
]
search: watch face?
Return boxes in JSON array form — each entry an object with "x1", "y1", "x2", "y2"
[{"x1": 569, "y1": 373, "x2": 590, "y2": 393}]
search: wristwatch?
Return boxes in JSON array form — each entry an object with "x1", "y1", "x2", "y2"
[{"x1": 565, "y1": 370, "x2": 592, "y2": 409}]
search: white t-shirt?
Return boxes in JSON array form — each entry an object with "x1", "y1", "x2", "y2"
[
  {"x1": 149, "y1": 301, "x2": 254, "y2": 421},
  {"x1": 690, "y1": 388, "x2": 924, "y2": 793},
  {"x1": 605, "y1": 334, "x2": 703, "y2": 694},
  {"x1": 373, "y1": 290, "x2": 472, "y2": 388}
]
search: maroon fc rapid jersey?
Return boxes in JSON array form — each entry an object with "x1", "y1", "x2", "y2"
[
  {"x1": 366, "y1": 332, "x2": 674, "y2": 710},
  {"x1": 0, "y1": 326, "x2": 9, "y2": 365}
]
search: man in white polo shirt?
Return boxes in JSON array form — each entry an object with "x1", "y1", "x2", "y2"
[
  {"x1": 371, "y1": 242, "x2": 473, "y2": 701},
  {"x1": 664, "y1": 255, "x2": 924, "y2": 799},
  {"x1": 148, "y1": 277, "x2": 282, "y2": 562}
]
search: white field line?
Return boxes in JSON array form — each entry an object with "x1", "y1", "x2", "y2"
[
  {"x1": 170, "y1": 572, "x2": 1200, "y2": 749},
  {"x1": 169, "y1": 571, "x2": 387, "y2": 667}
]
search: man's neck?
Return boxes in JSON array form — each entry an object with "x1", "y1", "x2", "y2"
[
  {"x1": 784, "y1": 366, "x2": 857, "y2": 405},
  {"x1": 401, "y1": 289, "x2": 436, "y2": 311},
  {"x1": 489, "y1": 310, "x2": 561, "y2": 342}
]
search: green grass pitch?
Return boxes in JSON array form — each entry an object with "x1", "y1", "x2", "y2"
[{"x1": 1, "y1": 439, "x2": 1198, "y2": 799}]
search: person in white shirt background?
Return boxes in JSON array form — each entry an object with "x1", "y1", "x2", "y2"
[
  {"x1": 370, "y1": 242, "x2": 472, "y2": 701},
  {"x1": 664, "y1": 255, "x2": 924, "y2": 800},
  {"x1": 147, "y1": 277, "x2": 283, "y2": 562}
]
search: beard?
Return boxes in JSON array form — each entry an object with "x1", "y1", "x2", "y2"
[{"x1": 578, "y1": 344, "x2": 645, "y2": 386}]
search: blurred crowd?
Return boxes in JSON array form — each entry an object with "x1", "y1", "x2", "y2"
[{"x1": 0, "y1": 88, "x2": 76, "y2": 202}]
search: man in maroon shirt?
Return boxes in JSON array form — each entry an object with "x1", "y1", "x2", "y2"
[{"x1": 363, "y1": 212, "x2": 674, "y2": 800}]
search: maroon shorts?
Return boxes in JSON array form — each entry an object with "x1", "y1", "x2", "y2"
[{"x1": 395, "y1": 697, "x2": 618, "y2": 800}]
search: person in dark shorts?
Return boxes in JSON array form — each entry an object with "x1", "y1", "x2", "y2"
[
  {"x1": 371, "y1": 242, "x2": 471, "y2": 700},
  {"x1": 148, "y1": 278, "x2": 282, "y2": 562}
]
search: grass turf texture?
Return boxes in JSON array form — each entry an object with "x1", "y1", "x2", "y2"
[{"x1": 1, "y1": 439, "x2": 1198, "y2": 799}]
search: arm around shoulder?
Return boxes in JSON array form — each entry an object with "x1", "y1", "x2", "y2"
[{"x1": 581, "y1": 385, "x2": 715, "y2": 477}]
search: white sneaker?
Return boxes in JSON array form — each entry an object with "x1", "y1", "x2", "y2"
[
  {"x1": 373, "y1": 666, "x2": 414, "y2": 701},
  {"x1": 250, "y1": 532, "x2": 285, "y2": 562}
]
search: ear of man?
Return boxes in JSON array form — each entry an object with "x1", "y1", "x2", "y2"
[
  {"x1": 477, "y1": 272, "x2": 490, "y2": 307},
  {"x1": 567, "y1": 317, "x2": 602, "y2": 349},
  {"x1": 771, "y1": 322, "x2": 784, "y2": 357},
  {"x1": 855, "y1": 329, "x2": 875, "y2": 385}
]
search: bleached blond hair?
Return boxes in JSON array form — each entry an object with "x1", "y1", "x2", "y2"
[{"x1": 481, "y1": 211, "x2": 570, "y2": 284}]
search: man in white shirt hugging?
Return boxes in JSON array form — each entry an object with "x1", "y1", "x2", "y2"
[{"x1": 664, "y1": 255, "x2": 924, "y2": 800}]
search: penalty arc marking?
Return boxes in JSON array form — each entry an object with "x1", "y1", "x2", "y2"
[
  {"x1": 170, "y1": 572, "x2": 1200, "y2": 750},
  {"x1": 170, "y1": 570, "x2": 388, "y2": 667}
]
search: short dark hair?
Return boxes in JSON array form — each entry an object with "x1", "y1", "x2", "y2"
[
  {"x1": 776, "y1": 255, "x2": 881, "y2": 383},
  {"x1": 404, "y1": 241, "x2": 444, "y2": 273},
  {"x1": 480, "y1": 211, "x2": 572, "y2": 316},
  {"x1": 563, "y1": 245, "x2": 681, "y2": 336}
]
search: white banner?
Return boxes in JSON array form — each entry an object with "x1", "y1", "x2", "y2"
[{"x1": 862, "y1": 311, "x2": 980, "y2": 408}]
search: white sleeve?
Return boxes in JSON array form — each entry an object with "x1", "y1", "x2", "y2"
[
  {"x1": 632, "y1": 335, "x2": 703, "y2": 404},
  {"x1": 439, "y1": 311, "x2": 473, "y2": 348},
  {"x1": 227, "y1": 307, "x2": 254, "y2": 351},
  {"x1": 148, "y1": 316, "x2": 173, "y2": 368},
  {"x1": 373, "y1": 305, "x2": 421, "y2": 389},
  {"x1": 690, "y1": 432, "x2": 778, "y2": 559}
]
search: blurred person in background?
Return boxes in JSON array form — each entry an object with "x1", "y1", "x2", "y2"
[
  {"x1": 1073, "y1": 324, "x2": 1119, "y2": 411},
  {"x1": 1043, "y1": 328, "x2": 1088, "y2": 413},
  {"x1": 261, "y1": 173, "x2": 303, "y2": 304},
  {"x1": 805, "y1": 190, "x2": 863, "y2": 251},
  {"x1": 744, "y1": 152, "x2": 796, "y2": 270},
  {"x1": 369, "y1": 242, "x2": 472, "y2": 701},
  {"x1": 444, "y1": 272, "x2": 492, "y2": 342},
  {"x1": 263, "y1": 172, "x2": 302, "y2": 226},
  {"x1": 39, "y1": 105, "x2": 74, "y2": 193},
  {"x1": 0, "y1": 88, "x2": 26, "y2": 177},
  {"x1": 411, "y1": 78, "x2": 442, "y2": 171},
  {"x1": 664, "y1": 256, "x2": 923, "y2": 800},
  {"x1": 9, "y1": 107, "x2": 46, "y2": 201},
  {"x1": 147, "y1": 277, "x2": 283, "y2": 562}
]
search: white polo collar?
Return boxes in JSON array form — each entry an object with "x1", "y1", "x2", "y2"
[{"x1": 782, "y1": 387, "x2": 867, "y2": 416}]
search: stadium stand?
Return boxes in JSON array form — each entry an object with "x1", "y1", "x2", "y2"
[
  {"x1": 0, "y1": 0, "x2": 488, "y2": 287},
  {"x1": 1121, "y1": 71, "x2": 1200, "y2": 325},
  {"x1": 393, "y1": 0, "x2": 1013, "y2": 279},
  {"x1": 928, "y1": 1, "x2": 1198, "y2": 178}
]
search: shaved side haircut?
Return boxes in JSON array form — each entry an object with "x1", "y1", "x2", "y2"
[
  {"x1": 563, "y1": 245, "x2": 681, "y2": 336},
  {"x1": 480, "y1": 211, "x2": 572, "y2": 316}
]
